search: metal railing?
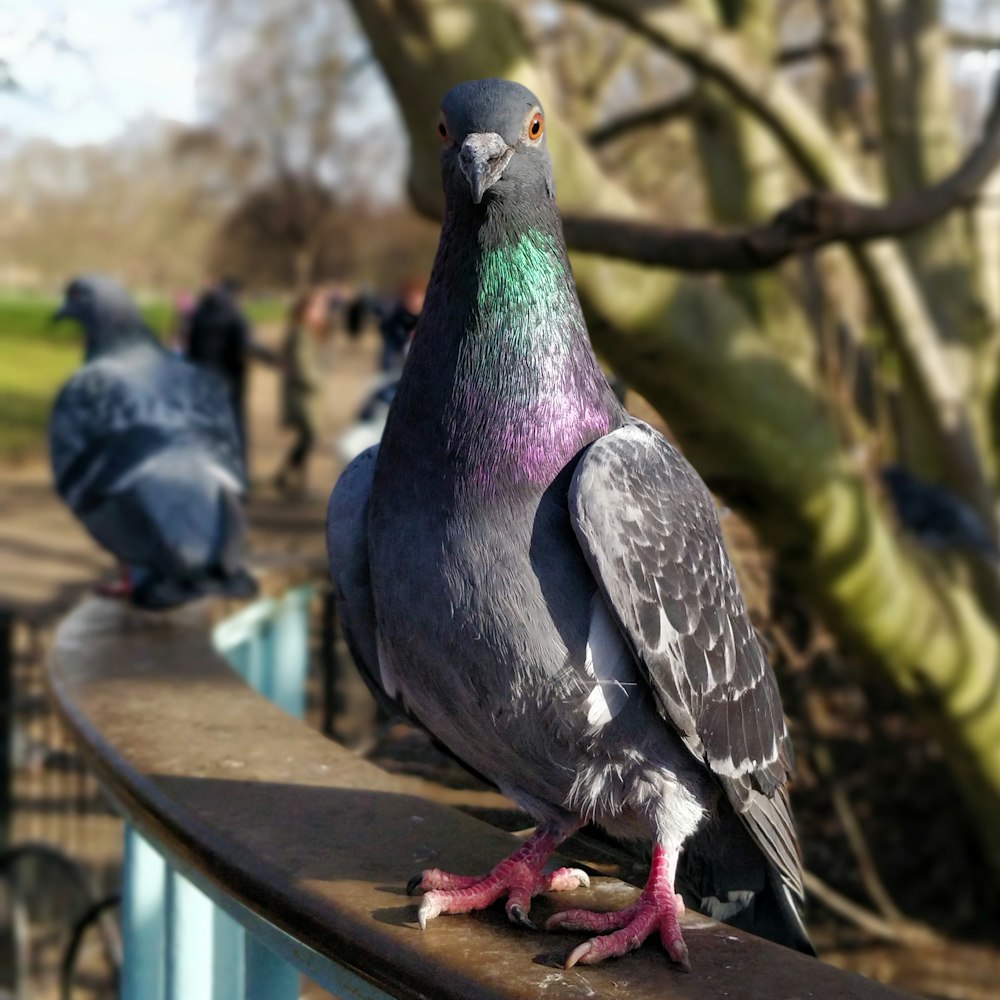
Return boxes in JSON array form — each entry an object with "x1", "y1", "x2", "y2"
[
  {"x1": 120, "y1": 584, "x2": 317, "y2": 1000},
  {"x1": 46, "y1": 575, "x2": 907, "y2": 1000}
]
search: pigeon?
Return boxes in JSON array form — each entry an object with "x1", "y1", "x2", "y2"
[
  {"x1": 334, "y1": 371, "x2": 401, "y2": 465},
  {"x1": 880, "y1": 464, "x2": 999, "y2": 559},
  {"x1": 50, "y1": 275, "x2": 257, "y2": 609},
  {"x1": 327, "y1": 79, "x2": 812, "y2": 969}
]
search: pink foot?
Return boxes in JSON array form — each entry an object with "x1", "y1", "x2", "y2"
[
  {"x1": 545, "y1": 844, "x2": 690, "y2": 970},
  {"x1": 408, "y1": 829, "x2": 589, "y2": 930},
  {"x1": 95, "y1": 567, "x2": 132, "y2": 599}
]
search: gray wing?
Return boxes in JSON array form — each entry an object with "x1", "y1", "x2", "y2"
[
  {"x1": 326, "y1": 446, "x2": 394, "y2": 713},
  {"x1": 78, "y1": 446, "x2": 239, "y2": 572},
  {"x1": 50, "y1": 346, "x2": 244, "y2": 512},
  {"x1": 569, "y1": 420, "x2": 803, "y2": 898}
]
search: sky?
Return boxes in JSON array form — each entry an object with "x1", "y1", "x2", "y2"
[
  {"x1": 3, "y1": 0, "x2": 999, "y2": 151},
  {"x1": 0, "y1": 0, "x2": 201, "y2": 146}
]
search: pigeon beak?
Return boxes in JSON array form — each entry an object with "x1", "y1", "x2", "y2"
[
  {"x1": 51, "y1": 303, "x2": 70, "y2": 324},
  {"x1": 459, "y1": 132, "x2": 515, "y2": 204}
]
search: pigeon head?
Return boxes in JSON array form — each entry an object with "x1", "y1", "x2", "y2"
[
  {"x1": 55, "y1": 275, "x2": 151, "y2": 359},
  {"x1": 438, "y1": 79, "x2": 554, "y2": 208}
]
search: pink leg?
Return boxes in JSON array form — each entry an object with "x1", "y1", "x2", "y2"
[
  {"x1": 545, "y1": 843, "x2": 689, "y2": 970},
  {"x1": 409, "y1": 827, "x2": 589, "y2": 930},
  {"x1": 95, "y1": 564, "x2": 132, "y2": 599}
]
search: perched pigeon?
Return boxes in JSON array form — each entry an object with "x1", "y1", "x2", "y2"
[
  {"x1": 334, "y1": 371, "x2": 401, "y2": 465},
  {"x1": 327, "y1": 80, "x2": 811, "y2": 969},
  {"x1": 50, "y1": 275, "x2": 257, "y2": 609},
  {"x1": 881, "y1": 464, "x2": 999, "y2": 559}
]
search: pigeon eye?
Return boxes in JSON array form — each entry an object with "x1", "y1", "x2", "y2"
[
  {"x1": 527, "y1": 112, "x2": 544, "y2": 141},
  {"x1": 437, "y1": 120, "x2": 449, "y2": 142}
]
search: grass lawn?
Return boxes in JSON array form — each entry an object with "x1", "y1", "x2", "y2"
[{"x1": 0, "y1": 296, "x2": 80, "y2": 461}]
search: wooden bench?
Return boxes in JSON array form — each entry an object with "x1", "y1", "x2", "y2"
[{"x1": 47, "y1": 571, "x2": 911, "y2": 1000}]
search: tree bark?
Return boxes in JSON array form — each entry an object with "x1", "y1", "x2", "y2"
[{"x1": 863, "y1": 0, "x2": 998, "y2": 475}]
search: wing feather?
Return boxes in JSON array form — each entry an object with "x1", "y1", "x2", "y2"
[
  {"x1": 50, "y1": 345, "x2": 245, "y2": 509},
  {"x1": 569, "y1": 419, "x2": 802, "y2": 898}
]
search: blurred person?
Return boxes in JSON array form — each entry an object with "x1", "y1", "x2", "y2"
[
  {"x1": 274, "y1": 287, "x2": 333, "y2": 496},
  {"x1": 185, "y1": 276, "x2": 255, "y2": 464},
  {"x1": 377, "y1": 278, "x2": 425, "y2": 371},
  {"x1": 168, "y1": 290, "x2": 195, "y2": 355},
  {"x1": 344, "y1": 286, "x2": 374, "y2": 341}
]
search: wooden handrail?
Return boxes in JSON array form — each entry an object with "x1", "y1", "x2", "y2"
[{"x1": 47, "y1": 575, "x2": 912, "y2": 1000}]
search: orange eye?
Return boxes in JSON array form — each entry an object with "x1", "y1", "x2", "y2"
[
  {"x1": 528, "y1": 112, "x2": 544, "y2": 140},
  {"x1": 437, "y1": 120, "x2": 448, "y2": 142}
]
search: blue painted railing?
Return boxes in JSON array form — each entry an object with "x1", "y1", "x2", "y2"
[{"x1": 119, "y1": 585, "x2": 350, "y2": 1000}]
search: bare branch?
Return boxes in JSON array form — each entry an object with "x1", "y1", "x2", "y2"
[
  {"x1": 585, "y1": 37, "x2": 843, "y2": 149},
  {"x1": 802, "y1": 871, "x2": 939, "y2": 946},
  {"x1": 587, "y1": 91, "x2": 696, "y2": 146},
  {"x1": 565, "y1": 72, "x2": 1000, "y2": 269},
  {"x1": 778, "y1": 39, "x2": 836, "y2": 64},
  {"x1": 950, "y1": 30, "x2": 1000, "y2": 50}
]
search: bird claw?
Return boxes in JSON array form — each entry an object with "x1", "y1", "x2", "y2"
[
  {"x1": 671, "y1": 942, "x2": 692, "y2": 973},
  {"x1": 547, "y1": 850, "x2": 689, "y2": 969},
  {"x1": 663, "y1": 927, "x2": 691, "y2": 971},
  {"x1": 406, "y1": 873, "x2": 425, "y2": 896},
  {"x1": 417, "y1": 893, "x2": 444, "y2": 930},
  {"x1": 507, "y1": 903, "x2": 537, "y2": 930}
]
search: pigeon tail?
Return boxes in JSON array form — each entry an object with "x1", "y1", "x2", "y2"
[
  {"x1": 131, "y1": 486, "x2": 256, "y2": 609},
  {"x1": 741, "y1": 870, "x2": 815, "y2": 956},
  {"x1": 676, "y1": 795, "x2": 814, "y2": 954}
]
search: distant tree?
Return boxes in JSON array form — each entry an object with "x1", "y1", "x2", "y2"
[
  {"x1": 0, "y1": 125, "x2": 223, "y2": 291},
  {"x1": 187, "y1": 0, "x2": 404, "y2": 288},
  {"x1": 210, "y1": 176, "x2": 348, "y2": 287}
]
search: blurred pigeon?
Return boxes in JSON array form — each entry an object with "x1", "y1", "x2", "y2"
[
  {"x1": 881, "y1": 465, "x2": 999, "y2": 559},
  {"x1": 334, "y1": 371, "x2": 400, "y2": 465},
  {"x1": 50, "y1": 275, "x2": 257, "y2": 609},
  {"x1": 327, "y1": 80, "x2": 811, "y2": 968}
]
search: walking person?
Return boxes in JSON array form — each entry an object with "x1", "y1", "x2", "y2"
[
  {"x1": 377, "y1": 279, "x2": 425, "y2": 372},
  {"x1": 185, "y1": 276, "x2": 255, "y2": 467},
  {"x1": 274, "y1": 287, "x2": 332, "y2": 497}
]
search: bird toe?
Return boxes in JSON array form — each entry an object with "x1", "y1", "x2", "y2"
[{"x1": 543, "y1": 867, "x2": 590, "y2": 891}]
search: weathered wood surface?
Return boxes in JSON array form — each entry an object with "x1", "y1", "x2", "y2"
[{"x1": 48, "y1": 593, "x2": 914, "y2": 1000}]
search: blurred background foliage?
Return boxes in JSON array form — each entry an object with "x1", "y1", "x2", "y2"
[{"x1": 4, "y1": 1, "x2": 1000, "y2": 995}]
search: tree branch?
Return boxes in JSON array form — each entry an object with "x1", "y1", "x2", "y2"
[
  {"x1": 778, "y1": 38, "x2": 836, "y2": 64},
  {"x1": 585, "y1": 36, "x2": 840, "y2": 148},
  {"x1": 949, "y1": 30, "x2": 1000, "y2": 50},
  {"x1": 587, "y1": 91, "x2": 696, "y2": 146},
  {"x1": 565, "y1": 72, "x2": 1000, "y2": 269}
]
